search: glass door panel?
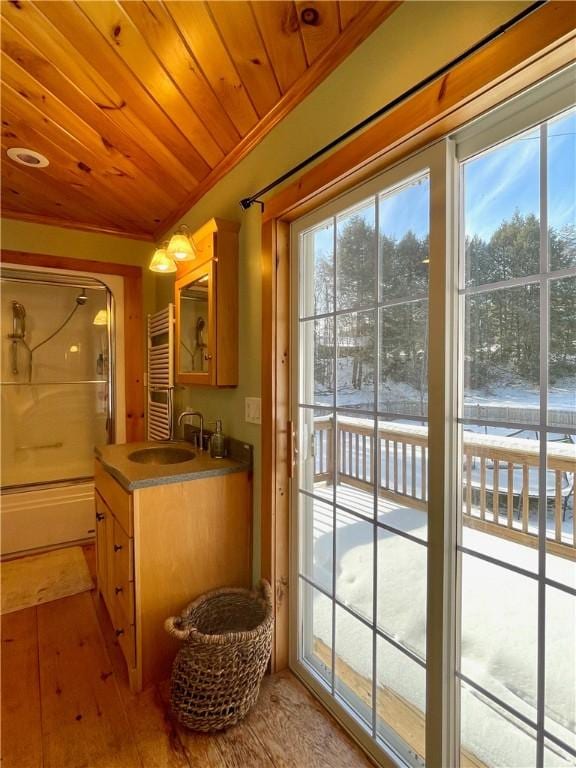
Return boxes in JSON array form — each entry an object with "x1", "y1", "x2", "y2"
[
  {"x1": 293, "y1": 160, "x2": 431, "y2": 767},
  {"x1": 458, "y1": 107, "x2": 576, "y2": 768}
]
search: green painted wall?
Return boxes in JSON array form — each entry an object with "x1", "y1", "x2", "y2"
[
  {"x1": 0, "y1": 219, "x2": 155, "y2": 315},
  {"x1": 161, "y1": 1, "x2": 529, "y2": 578},
  {"x1": 1, "y1": 1, "x2": 529, "y2": 579}
]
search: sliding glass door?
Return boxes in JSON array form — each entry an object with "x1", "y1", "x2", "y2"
[
  {"x1": 457, "y1": 106, "x2": 575, "y2": 768},
  {"x1": 293, "y1": 150, "x2": 437, "y2": 767},
  {"x1": 292, "y1": 67, "x2": 574, "y2": 768}
]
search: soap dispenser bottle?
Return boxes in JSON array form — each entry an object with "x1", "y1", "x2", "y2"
[{"x1": 210, "y1": 419, "x2": 226, "y2": 458}]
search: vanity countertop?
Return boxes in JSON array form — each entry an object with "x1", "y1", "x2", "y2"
[{"x1": 95, "y1": 440, "x2": 252, "y2": 491}]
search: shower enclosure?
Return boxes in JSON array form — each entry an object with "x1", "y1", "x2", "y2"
[{"x1": 1, "y1": 267, "x2": 115, "y2": 555}]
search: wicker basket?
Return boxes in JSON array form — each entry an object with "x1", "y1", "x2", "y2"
[{"x1": 164, "y1": 580, "x2": 273, "y2": 732}]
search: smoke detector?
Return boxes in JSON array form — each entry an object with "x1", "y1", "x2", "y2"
[{"x1": 6, "y1": 147, "x2": 49, "y2": 168}]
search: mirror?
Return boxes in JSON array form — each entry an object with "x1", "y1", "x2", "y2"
[{"x1": 177, "y1": 271, "x2": 210, "y2": 375}]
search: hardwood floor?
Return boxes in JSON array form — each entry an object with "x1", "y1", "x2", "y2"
[{"x1": 1, "y1": 548, "x2": 373, "y2": 768}]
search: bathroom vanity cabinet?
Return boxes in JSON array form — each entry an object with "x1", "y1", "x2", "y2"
[
  {"x1": 175, "y1": 217, "x2": 239, "y2": 387},
  {"x1": 94, "y1": 450, "x2": 252, "y2": 692}
]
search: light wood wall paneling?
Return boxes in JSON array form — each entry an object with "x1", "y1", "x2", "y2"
[
  {"x1": 1, "y1": 98, "x2": 164, "y2": 233},
  {"x1": 2, "y1": 161, "x2": 122, "y2": 230},
  {"x1": 78, "y1": 1, "x2": 222, "y2": 170},
  {"x1": 1, "y1": 112, "x2": 151, "y2": 235},
  {"x1": 1, "y1": 608, "x2": 43, "y2": 768},
  {"x1": 164, "y1": 1, "x2": 259, "y2": 137},
  {"x1": 296, "y1": 1, "x2": 341, "y2": 66},
  {"x1": 33, "y1": 0, "x2": 206, "y2": 188},
  {"x1": 251, "y1": 2, "x2": 308, "y2": 94},
  {"x1": 119, "y1": 1, "x2": 240, "y2": 154},
  {"x1": 1, "y1": 6, "x2": 192, "y2": 203},
  {"x1": 207, "y1": 1, "x2": 282, "y2": 119},
  {"x1": 339, "y1": 0, "x2": 365, "y2": 29}
]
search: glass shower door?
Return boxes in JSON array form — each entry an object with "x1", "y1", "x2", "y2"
[{"x1": 0, "y1": 271, "x2": 112, "y2": 489}]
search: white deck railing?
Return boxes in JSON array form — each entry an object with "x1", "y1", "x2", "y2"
[{"x1": 313, "y1": 416, "x2": 575, "y2": 560}]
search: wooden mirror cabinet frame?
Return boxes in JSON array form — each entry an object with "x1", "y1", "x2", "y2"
[
  {"x1": 175, "y1": 260, "x2": 215, "y2": 386},
  {"x1": 174, "y1": 218, "x2": 240, "y2": 388}
]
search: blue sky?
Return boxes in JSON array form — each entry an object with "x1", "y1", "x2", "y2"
[
  {"x1": 464, "y1": 108, "x2": 575, "y2": 239},
  {"x1": 308, "y1": 107, "x2": 575, "y2": 256}
]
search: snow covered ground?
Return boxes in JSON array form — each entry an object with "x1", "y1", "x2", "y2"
[{"x1": 303, "y1": 486, "x2": 575, "y2": 768}]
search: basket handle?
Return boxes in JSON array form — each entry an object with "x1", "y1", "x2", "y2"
[
  {"x1": 258, "y1": 578, "x2": 273, "y2": 610},
  {"x1": 164, "y1": 616, "x2": 198, "y2": 641}
]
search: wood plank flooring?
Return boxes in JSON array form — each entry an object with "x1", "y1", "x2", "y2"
[{"x1": 1, "y1": 548, "x2": 373, "y2": 768}]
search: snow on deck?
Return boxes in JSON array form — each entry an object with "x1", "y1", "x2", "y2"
[{"x1": 301, "y1": 481, "x2": 575, "y2": 768}]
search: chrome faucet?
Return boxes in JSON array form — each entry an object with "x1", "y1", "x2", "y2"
[{"x1": 178, "y1": 410, "x2": 204, "y2": 450}]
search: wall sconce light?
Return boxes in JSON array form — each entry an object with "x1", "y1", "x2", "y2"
[
  {"x1": 149, "y1": 243, "x2": 177, "y2": 273},
  {"x1": 167, "y1": 226, "x2": 196, "y2": 262},
  {"x1": 148, "y1": 227, "x2": 196, "y2": 273}
]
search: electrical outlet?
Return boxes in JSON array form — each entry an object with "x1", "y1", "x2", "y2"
[{"x1": 245, "y1": 397, "x2": 261, "y2": 425}]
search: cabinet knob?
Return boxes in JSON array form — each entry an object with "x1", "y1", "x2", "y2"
[
  {"x1": 115, "y1": 586, "x2": 123, "y2": 595},
  {"x1": 96, "y1": 512, "x2": 105, "y2": 522},
  {"x1": 113, "y1": 544, "x2": 122, "y2": 552},
  {"x1": 204, "y1": 353, "x2": 213, "y2": 361},
  {"x1": 115, "y1": 628, "x2": 125, "y2": 637}
]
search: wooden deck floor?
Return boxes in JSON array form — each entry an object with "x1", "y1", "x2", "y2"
[{"x1": 1, "y1": 548, "x2": 373, "y2": 768}]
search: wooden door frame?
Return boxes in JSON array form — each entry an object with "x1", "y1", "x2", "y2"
[
  {"x1": 1, "y1": 250, "x2": 145, "y2": 442},
  {"x1": 260, "y1": 1, "x2": 575, "y2": 761}
]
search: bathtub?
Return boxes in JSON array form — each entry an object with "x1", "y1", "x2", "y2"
[{"x1": 1, "y1": 481, "x2": 95, "y2": 557}]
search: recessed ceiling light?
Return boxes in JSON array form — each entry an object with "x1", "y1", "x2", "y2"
[{"x1": 6, "y1": 147, "x2": 49, "y2": 168}]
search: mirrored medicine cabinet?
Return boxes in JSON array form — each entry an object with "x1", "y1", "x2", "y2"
[{"x1": 174, "y1": 218, "x2": 239, "y2": 387}]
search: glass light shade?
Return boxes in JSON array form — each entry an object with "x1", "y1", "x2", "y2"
[
  {"x1": 167, "y1": 232, "x2": 196, "y2": 261},
  {"x1": 93, "y1": 309, "x2": 108, "y2": 326},
  {"x1": 149, "y1": 247, "x2": 176, "y2": 273}
]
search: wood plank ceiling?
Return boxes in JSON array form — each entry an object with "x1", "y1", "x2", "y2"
[{"x1": 0, "y1": 1, "x2": 400, "y2": 240}]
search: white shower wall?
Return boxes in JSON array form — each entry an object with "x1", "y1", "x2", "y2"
[{"x1": 1, "y1": 266, "x2": 125, "y2": 556}]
